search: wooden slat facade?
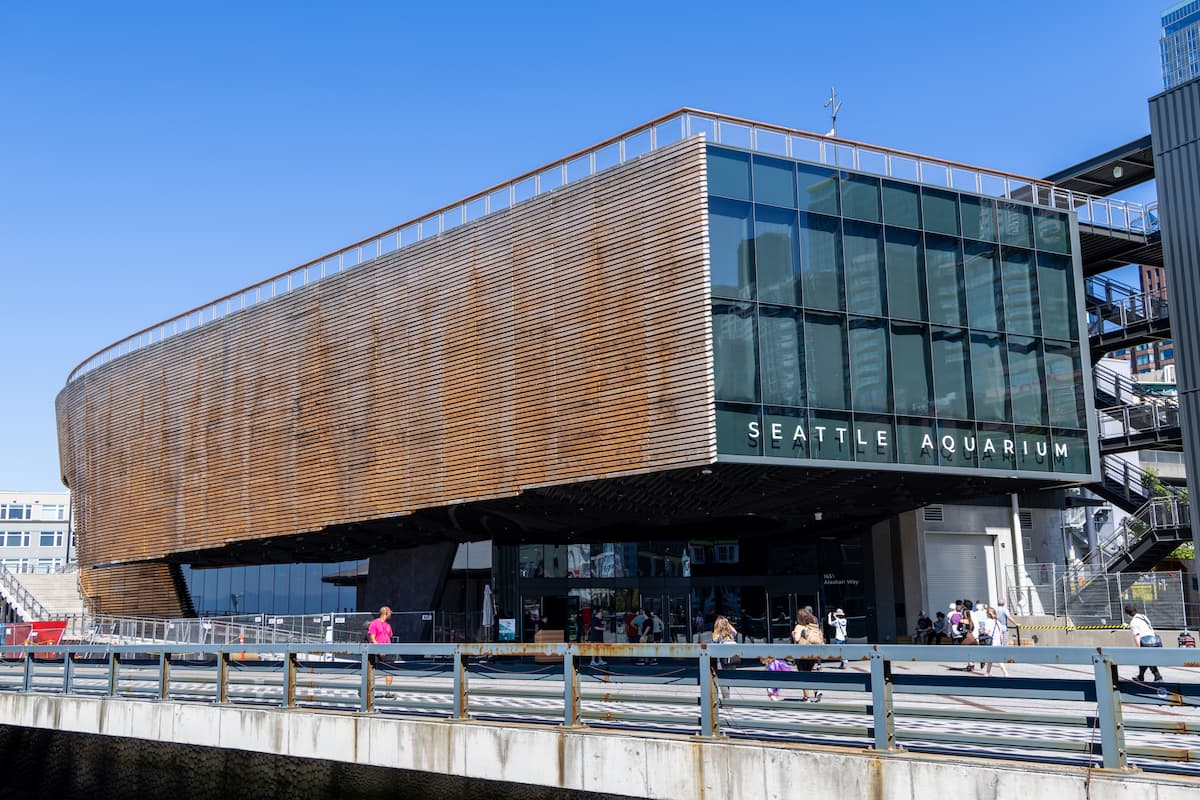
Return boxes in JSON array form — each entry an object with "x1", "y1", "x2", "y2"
[{"x1": 56, "y1": 138, "x2": 716, "y2": 615}]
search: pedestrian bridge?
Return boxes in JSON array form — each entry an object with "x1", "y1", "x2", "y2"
[{"x1": 0, "y1": 642, "x2": 1197, "y2": 799}]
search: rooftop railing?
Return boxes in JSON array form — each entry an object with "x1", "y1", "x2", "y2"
[{"x1": 65, "y1": 108, "x2": 1160, "y2": 384}]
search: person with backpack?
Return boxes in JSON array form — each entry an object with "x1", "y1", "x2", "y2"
[
  {"x1": 1125, "y1": 604, "x2": 1164, "y2": 682},
  {"x1": 949, "y1": 602, "x2": 964, "y2": 645},
  {"x1": 791, "y1": 609, "x2": 823, "y2": 702}
]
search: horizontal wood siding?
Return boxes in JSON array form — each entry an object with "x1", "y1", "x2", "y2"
[{"x1": 57, "y1": 139, "x2": 715, "y2": 610}]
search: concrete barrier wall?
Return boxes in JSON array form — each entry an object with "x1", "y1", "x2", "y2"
[{"x1": 0, "y1": 693, "x2": 1196, "y2": 800}]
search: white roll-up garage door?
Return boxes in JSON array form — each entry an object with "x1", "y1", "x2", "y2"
[{"x1": 925, "y1": 533, "x2": 994, "y2": 613}]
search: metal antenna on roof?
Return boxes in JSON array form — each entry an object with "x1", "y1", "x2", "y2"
[{"x1": 824, "y1": 86, "x2": 842, "y2": 137}]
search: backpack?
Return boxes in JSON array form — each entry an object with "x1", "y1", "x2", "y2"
[{"x1": 795, "y1": 622, "x2": 823, "y2": 645}]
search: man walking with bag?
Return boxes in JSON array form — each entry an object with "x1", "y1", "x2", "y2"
[{"x1": 1126, "y1": 604, "x2": 1164, "y2": 683}]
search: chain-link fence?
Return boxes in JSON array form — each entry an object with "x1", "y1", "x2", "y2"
[{"x1": 1007, "y1": 563, "x2": 1187, "y2": 628}]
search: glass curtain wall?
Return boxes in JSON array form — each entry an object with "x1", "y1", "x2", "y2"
[{"x1": 707, "y1": 145, "x2": 1089, "y2": 475}]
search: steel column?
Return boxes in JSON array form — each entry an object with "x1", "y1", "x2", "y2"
[
  {"x1": 281, "y1": 650, "x2": 295, "y2": 708},
  {"x1": 21, "y1": 652, "x2": 32, "y2": 693},
  {"x1": 107, "y1": 652, "x2": 119, "y2": 697},
  {"x1": 216, "y1": 652, "x2": 229, "y2": 704},
  {"x1": 452, "y1": 649, "x2": 470, "y2": 720},
  {"x1": 158, "y1": 652, "x2": 169, "y2": 700},
  {"x1": 870, "y1": 652, "x2": 897, "y2": 751},
  {"x1": 360, "y1": 652, "x2": 373, "y2": 713},
  {"x1": 1092, "y1": 655, "x2": 1128, "y2": 770},
  {"x1": 563, "y1": 648, "x2": 581, "y2": 727},
  {"x1": 62, "y1": 652, "x2": 73, "y2": 696},
  {"x1": 699, "y1": 651, "x2": 719, "y2": 737}
]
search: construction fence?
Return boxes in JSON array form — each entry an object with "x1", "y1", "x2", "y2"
[{"x1": 1007, "y1": 563, "x2": 1187, "y2": 628}]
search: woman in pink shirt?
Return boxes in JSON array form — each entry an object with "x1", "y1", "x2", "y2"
[{"x1": 368, "y1": 606, "x2": 395, "y2": 696}]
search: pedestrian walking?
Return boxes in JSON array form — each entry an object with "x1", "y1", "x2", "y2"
[
  {"x1": 368, "y1": 606, "x2": 395, "y2": 697},
  {"x1": 827, "y1": 607, "x2": 848, "y2": 668},
  {"x1": 764, "y1": 655, "x2": 794, "y2": 700},
  {"x1": 712, "y1": 615, "x2": 739, "y2": 701},
  {"x1": 1125, "y1": 604, "x2": 1164, "y2": 682},
  {"x1": 791, "y1": 609, "x2": 823, "y2": 702},
  {"x1": 959, "y1": 602, "x2": 977, "y2": 671},
  {"x1": 980, "y1": 606, "x2": 1008, "y2": 677},
  {"x1": 589, "y1": 610, "x2": 607, "y2": 666}
]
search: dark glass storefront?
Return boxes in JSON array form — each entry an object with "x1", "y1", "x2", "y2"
[{"x1": 496, "y1": 533, "x2": 870, "y2": 644}]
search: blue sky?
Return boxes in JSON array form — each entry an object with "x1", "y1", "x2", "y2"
[{"x1": 0, "y1": 1, "x2": 1168, "y2": 490}]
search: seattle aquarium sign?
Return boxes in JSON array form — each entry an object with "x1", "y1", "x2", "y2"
[
  {"x1": 747, "y1": 421, "x2": 1067, "y2": 460},
  {"x1": 717, "y1": 410, "x2": 1089, "y2": 474}
]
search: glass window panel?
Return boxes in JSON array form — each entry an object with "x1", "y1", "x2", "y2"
[
  {"x1": 762, "y1": 407, "x2": 808, "y2": 459},
  {"x1": 1016, "y1": 427, "x2": 1053, "y2": 472},
  {"x1": 708, "y1": 197, "x2": 755, "y2": 300},
  {"x1": 1044, "y1": 341, "x2": 1084, "y2": 428},
  {"x1": 964, "y1": 241, "x2": 1003, "y2": 331},
  {"x1": 809, "y1": 410, "x2": 853, "y2": 461},
  {"x1": 805, "y1": 312, "x2": 848, "y2": 410},
  {"x1": 799, "y1": 212, "x2": 844, "y2": 311},
  {"x1": 754, "y1": 206, "x2": 800, "y2": 305},
  {"x1": 840, "y1": 173, "x2": 881, "y2": 222},
  {"x1": 1001, "y1": 247, "x2": 1039, "y2": 335},
  {"x1": 1052, "y1": 428, "x2": 1091, "y2": 474},
  {"x1": 759, "y1": 305, "x2": 804, "y2": 406},
  {"x1": 853, "y1": 414, "x2": 895, "y2": 463},
  {"x1": 960, "y1": 195, "x2": 996, "y2": 242},
  {"x1": 891, "y1": 322, "x2": 933, "y2": 416},
  {"x1": 717, "y1": 403, "x2": 762, "y2": 456},
  {"x1": 976, "y1": 424, "x2": 1016, "y2": 471},
  {"x1": 712, "y1": 301, "x2": 759, "y2": 403},
  {"x1": 849, "y1": 316, "x2": 891, "y2": 413},
  {"x1": 921, "y1": 188, "x2": 959, "y2": 236},
  {"x1": 885, "y1": 227, "x2": 926, "y2": 321},
  {"x1": 843, "y1": 220, "x2": 886, "y2": 316},
  {"x1": 897, "y1": 417, "x2": 938, "y2": 467},
  {"x1": 752, "y1": 155, "x2": 796, "y2": 208},
  {"x1": 925, "y1": 234, "x2": 966, "y2": 326},
  {"x1": 1036, "y1": 251, "x2": 1076, "y2": 341},
  {"x1": 1007, "y1": 335, "x2": 1046, "y2": 425},
  {"x1": 707, "y1": 147, "x2": 751, "y2": 200},
  {"x1": 931, "y1": 326, "x2": 971, "y2": 419},
  {"x1": 796, "y1": 163, "x2": 840, "y2": 216},
  {"x1": 881, "y1": 180, "x2": 920, "y2": 228},
  {"x1": 1034, "y1": 209, "x2": 1071, "y2": 254},
  {"x1": 937, "y1": 419, "x2": 978, "y2": 468},
  {"x1": 970, "y1": 332, "x2": 1009, "y2": 422},
  {"x1": 997, "y1": 202, "x2": 1033, "y2": 248}
]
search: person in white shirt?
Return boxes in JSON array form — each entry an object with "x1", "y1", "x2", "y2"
[
  {"x1": 827, "y1": 608, "x2": 848, "y2": 669},
  {"x1": 1125, "y1": 604, "x2": 1163, "y2": 682}
]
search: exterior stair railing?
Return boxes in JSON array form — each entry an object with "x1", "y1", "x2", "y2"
[
  {"x1": 1098, "y1": 454, "x2": 1174, "y2": 508},
  {"x1": 0, "y1": 567, "x2": 51, "y2": 622},
  {"x1": 1077, "y1": 495, "x2": 1190, "y2": 575}
]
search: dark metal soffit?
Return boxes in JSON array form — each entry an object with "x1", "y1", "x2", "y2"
[{"x1": 1044, "y1": 135, "x2": 1155, "y2": 196}]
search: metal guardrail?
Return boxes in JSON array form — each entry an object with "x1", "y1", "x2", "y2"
[
  {"x1": 1100, "y1": 454, "x2": 1179, "y2": 508},
  {"x1": 1, "y1": 642, "x2": 1198, "y2": 774},
  {"x1": 1088, "y1": 289, "x2": 1170, "y2": 338},
  {"x1": 1081, "y1": 497, "x2": 1192, "y2": 575},
  {"x1": 1097, "y1": 402, "x2": 1180, "y2": 446},
  {"x1": 64, "y1": 108, "x2": 1161, "y2": 385},
  {"x1": 0, "y1": 568, "x2": 51, "y2": 622}
]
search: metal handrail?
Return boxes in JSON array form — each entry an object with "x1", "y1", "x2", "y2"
[
  {"x1": 1096, "y1": 401, "x2": 1180, "y2": 443},
  {"x1": 1100, "y1": 454, "x2": 1183, "y2": 506},
  {"x1": 1092, "y1": 363, "x2": 1165, "y2": 405},
  {"x1": 1, "y1": 641, "x2": 1196, "y2": 773},
  {"x1": 64, "y1": 108, "x2": 1161, "y2": 385},
  {"x1": 0, "y1": 568, "x2": 51, "y2": 621},
  {"x1": 1080, "y1": 496, "x2": 1191, "y2": 573},
  {"x1": 1088, "y1": 288, "x2": 1170, "y2": 333}
]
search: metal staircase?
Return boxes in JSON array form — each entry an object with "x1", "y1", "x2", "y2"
[
  {"x1": 1085, "y1": 275, "x2": 1171, "y2": 359},
  {"x1": 1079, "y1": 496, "x2": 1191, "y2": 575},
  {"x1": 0, "y1": 568, "x2": 52, "y2": 622},
  {"x1": 1093, "y1": 363, "x2": 1182, "y2": 455}
]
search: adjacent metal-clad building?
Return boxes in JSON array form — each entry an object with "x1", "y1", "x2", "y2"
[{"x1": 1150, "y1": 76, "x2": 1200, "y2": 554}]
